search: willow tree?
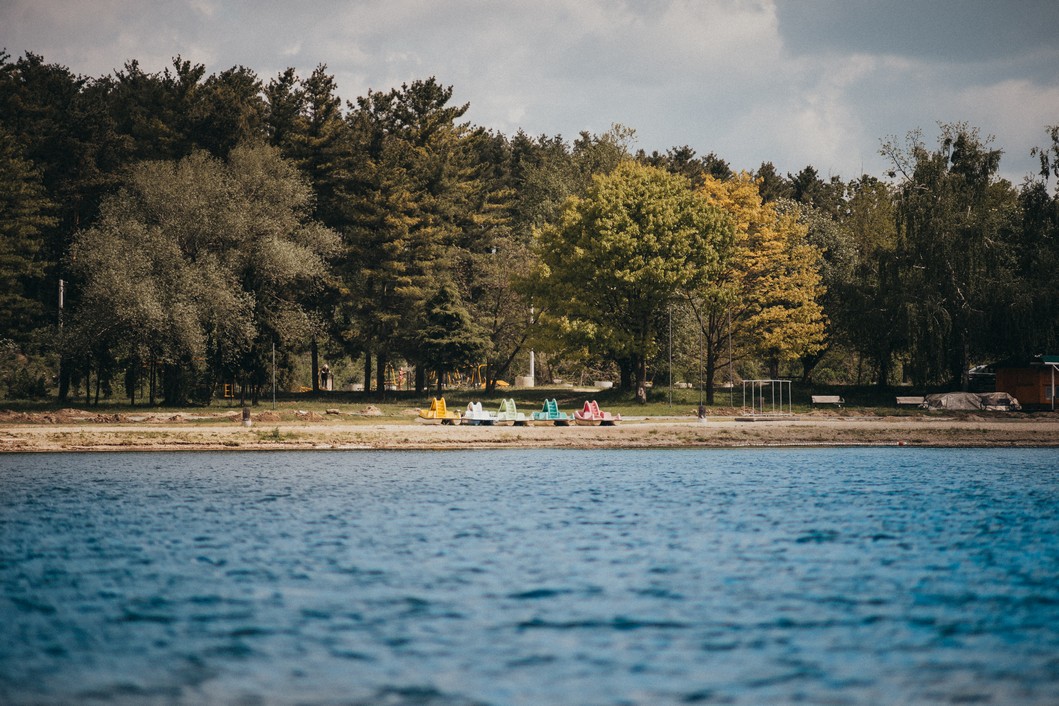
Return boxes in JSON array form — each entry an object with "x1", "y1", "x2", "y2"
[
  {"x1": 692, "y1": 173, "x2": 827, "y2": 400},
  {"x1": 68, "y1": 144, "x2": 339, "y2": 405},
  {"x1": 836, "y1": 176, "x2": 901, "y2": 385},
  {"x1": 535, "y1": 160, "x2": 731, "y2": 403},
  {"x1": 882, "y1": 124, "x2": 1017, "y2": 388},
  {"x1": 1004, "y1": 126, "x2": 1059, "y2": 358}
]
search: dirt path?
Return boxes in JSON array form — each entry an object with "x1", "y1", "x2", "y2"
[{"x1": 3, "y1": 415, "x2": 1058, "y2": 452}]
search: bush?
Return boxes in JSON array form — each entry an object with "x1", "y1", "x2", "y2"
[
  {"x1": 1, "y1": 339, "x2": 52, "y2": 400},
  {"x1": 4, "y1": 367, "x2": 48, "y2": 400}
]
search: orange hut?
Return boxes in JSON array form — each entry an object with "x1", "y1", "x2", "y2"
[{"x1": 995, "y1": 355, "x2": 1059, "y2": 410}]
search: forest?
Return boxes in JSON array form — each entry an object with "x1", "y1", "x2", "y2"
[{"x1": 2, "y1": 51, "x2": 1058, "y2": 405}]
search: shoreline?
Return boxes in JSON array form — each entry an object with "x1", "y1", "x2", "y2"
[{"x1": 3, "y1": 414, "x2": 1059, "y2": 452}]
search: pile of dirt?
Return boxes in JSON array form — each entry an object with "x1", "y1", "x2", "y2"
[
  {"x1": 359, "y1": 405, "x2": 383, "y2": 416},
  {"x1": 0, "y1": 408, "x2": 99, "y2": 424},
  {"x1": 0, "y1": 410, "x2": 38, "y2": 423},
  {"x1": 90, "y1": 413, "x2": 124, "y2": 423}
]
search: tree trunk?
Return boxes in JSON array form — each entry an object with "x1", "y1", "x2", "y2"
[
  {"x1": 800, "y1": 347, "x2": 826, "y2": 384},
  {"x1": 875, "y1": 350, "x2": 889, "y2": 388},
  {"x1": 363, "y1": 352, "x2": 372, "y2": 395},
  {"x1": 634, "y1": 354, "x2": 648, "y2": 404},
  {"x1": 125, "y1": 360, "x2": 137, "y2": 406},
  {"x1": 436, "y1": 367, "x2": 445, "y2": 397},
  {"x1": 957, "y1": 332, "x2": 970, "y2": 391},
  {"x1": 311, "y1": 338, "x2": 320, "y2": 393},
  {"x1": 415, "y1": 365, "x2": 426, "y2": 395},
  {"x1": 618, "y1": 358, "x2": 633, "y2": 392},
  {"x1": 58, "y1": 358, "x2": 70, "y2": 402},
  {"x1": 376, "y1": 351, "x2": 387, "y2": 398},
  {"x1": 705, "y1": 331, "x2": 717, "y2": 405}
]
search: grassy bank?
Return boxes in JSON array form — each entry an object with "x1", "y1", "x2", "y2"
[
  {"x1": 0, "y1": 382, "x2": 1018, "y2": 422},
  {"x1": 4, "y1": 386, "x2": 700, "y2": 415}
]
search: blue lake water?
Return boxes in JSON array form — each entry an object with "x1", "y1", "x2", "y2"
[{"x1": 1, "y1": 448, "x2": 1058, "y2": 705}]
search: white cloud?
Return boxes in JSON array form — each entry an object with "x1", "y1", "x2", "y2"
[
  {"x1": 949, "y1": 79, "x2": 1059, "y2": 181},
  {"x1": 1, "y1": 0, "x2": 1056, "y2": 180}
]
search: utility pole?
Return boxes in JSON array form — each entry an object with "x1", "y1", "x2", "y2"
[{"x1": 57, "y1": 279, "x2": 64, "y2": 401}]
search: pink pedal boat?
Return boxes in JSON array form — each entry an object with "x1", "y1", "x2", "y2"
[{"x1": 573, "y1": 400, "x2": 621, "y2": 426}]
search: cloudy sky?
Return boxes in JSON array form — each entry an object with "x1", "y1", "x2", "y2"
[{"x1": 3, "y1": 0, "x2": 1058, "y2": 183}]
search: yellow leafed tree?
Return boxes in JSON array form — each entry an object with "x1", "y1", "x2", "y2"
[{"x1": 693, "y1": 172, "x2": 827, "y2": 397}]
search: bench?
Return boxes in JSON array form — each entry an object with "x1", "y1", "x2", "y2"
[
  {"x1": 896, "y1": 396, "x2": 925, "y2": 406},
  {"x1": 810, "y1": 395, "x2": 844, "y2": 408}
]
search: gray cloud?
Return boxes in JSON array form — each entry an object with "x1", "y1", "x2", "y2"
[
  {"x1": 2, "y1": 0, "x2": 1057, "y2": 182},
  {"x1": 775, "y1": 0, "x2": 1059, "y2": 64}
]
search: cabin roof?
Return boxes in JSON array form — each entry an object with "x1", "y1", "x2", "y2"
[{"x1": 995, "y1": 354, "x2": 1059, "y2": 369}]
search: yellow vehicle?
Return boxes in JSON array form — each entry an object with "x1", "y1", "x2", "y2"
[{"x1": 417, "y1": 397, "x2": 462, "y2": 425}]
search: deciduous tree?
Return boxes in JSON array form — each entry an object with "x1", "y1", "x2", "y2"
[
  {"x1": 536, "y1": 161, "x2": 731, "y2": 403},
  {"x1": 68, "y1": 145, "x2": 338, "y2": 405},
  {"x1": 882, "y1": 124, "x2": 1018, "y2": 387},
  {"x1": 691, "y1": 173, "x2": 827, "y2": 400}
]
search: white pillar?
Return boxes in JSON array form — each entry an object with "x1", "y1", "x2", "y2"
[{"x1": 529, "y1": 306, "x2": 536, "y2": 386}]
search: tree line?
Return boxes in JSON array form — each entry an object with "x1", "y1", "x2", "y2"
[{"x1": 2, "y1": 51, "x2": 1058, "y2": 405}]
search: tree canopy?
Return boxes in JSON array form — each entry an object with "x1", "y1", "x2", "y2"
[
  {"x1": 68, "y1": 144, "x2": 338, "y2": 404},
  {"x1": 535, "y1": 160, "x2": 732, "y2": 402},
  {"x1": 2, "y1": 48, "x2": 1057, "y2": 403}
]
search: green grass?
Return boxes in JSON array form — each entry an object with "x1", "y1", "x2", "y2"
[
  {"x1": 254, "y1": 426, "x2": 299, "y2": 442},
  {"x1": 0, "y1": 382, "x2": 993, "y2": 418}
]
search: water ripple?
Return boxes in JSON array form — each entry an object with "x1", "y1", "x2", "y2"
[{"x1": 1, "y1": 447, "x2": 1058, "y2": 705}]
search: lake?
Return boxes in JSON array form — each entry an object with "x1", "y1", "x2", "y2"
[{"x1": 2, "y1": 448, "x2": 1058, "y2": 705}]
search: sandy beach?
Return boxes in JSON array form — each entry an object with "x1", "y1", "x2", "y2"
[{"x1": 2, "y1": 408, "x2": 1058, "y2": 452}]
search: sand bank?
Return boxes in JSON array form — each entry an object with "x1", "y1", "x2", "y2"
[{"x1": 2, "y1": 411, "x2": 1058, "y2": 452}]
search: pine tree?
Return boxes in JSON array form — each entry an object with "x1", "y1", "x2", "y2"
[
  {"x1": 414, "y1": 281, "x2": 489, "y2": 395},
  {"x1": 0, "y1": 128, "x2": 56, "y2": 344},
  {"x1": 343, "y1": 78, "x2": 480, "y2": 393}
]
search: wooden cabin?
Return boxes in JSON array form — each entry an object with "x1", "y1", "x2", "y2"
[{"x1": 995, "y1": 355, "x2": 1059, "y2": 409}]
